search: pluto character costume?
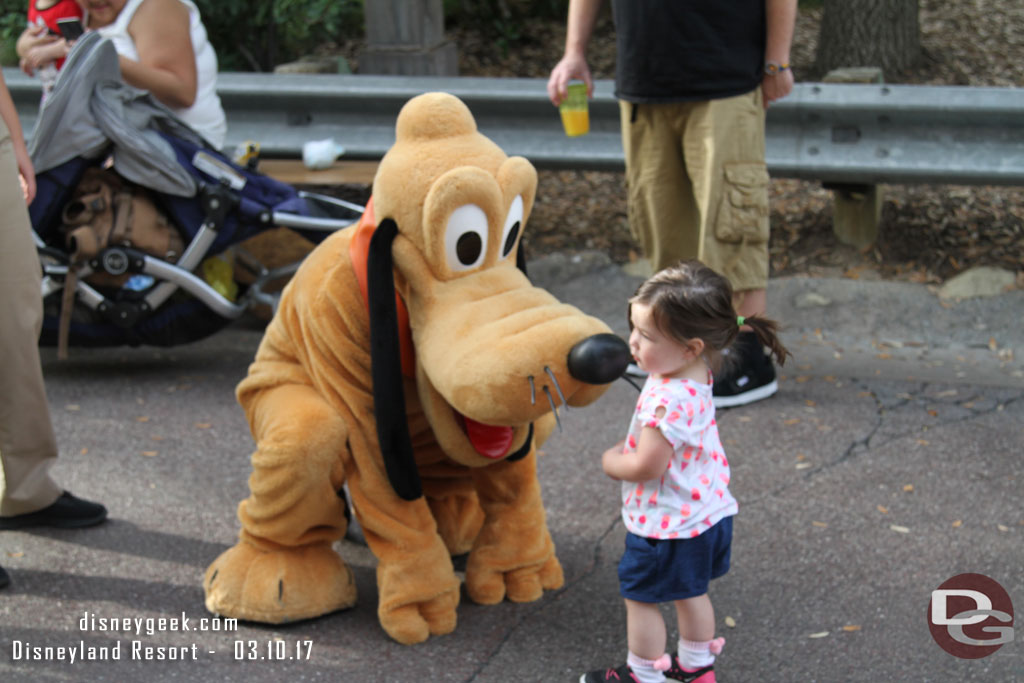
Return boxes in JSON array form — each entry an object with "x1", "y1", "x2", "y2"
[{"x1": 204, "y1": 92, "x2": 629, "y2": 644}]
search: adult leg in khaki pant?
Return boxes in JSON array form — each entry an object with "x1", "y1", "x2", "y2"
[
  {"x1": 0, "y1": 126, "x2": 62, "y2": 517},
  {"x1": 620, "y1": 88, "x2": 770, "y2": 318}
]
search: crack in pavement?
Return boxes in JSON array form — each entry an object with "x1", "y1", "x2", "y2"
[{"x1": 465, "y1": 514, "x2": 622, "y2": 682}]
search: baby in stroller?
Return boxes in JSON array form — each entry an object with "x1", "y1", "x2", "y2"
[{"x1": 28, "y1": 32, "x2": 362, "y2": 355}]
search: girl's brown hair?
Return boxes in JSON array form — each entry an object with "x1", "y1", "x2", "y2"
[{"x1": 629, "y1": 260, "x2": 790, "y2": 370}]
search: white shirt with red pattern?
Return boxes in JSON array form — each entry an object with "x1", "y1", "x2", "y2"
[{"x1": 620, "y1": 375, "x2": 737, "y2": 539}]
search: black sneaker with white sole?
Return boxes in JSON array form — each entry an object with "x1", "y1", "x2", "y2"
[{"x1": 713, "y1": 331, "x2": 778, "y2": 408}]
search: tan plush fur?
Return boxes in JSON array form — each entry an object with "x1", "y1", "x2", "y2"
[{"x1": 204, "y1": 93, "x2": 618, "y2": 644}]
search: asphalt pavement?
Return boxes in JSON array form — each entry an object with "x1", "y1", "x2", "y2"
[{"x1": 1, "y1": 252, "x2": 1022, "y2": 682}]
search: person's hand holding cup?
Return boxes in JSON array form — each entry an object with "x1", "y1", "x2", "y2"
[{"x1": 559, "y1": 81, "x2": 589, "y2": 137}]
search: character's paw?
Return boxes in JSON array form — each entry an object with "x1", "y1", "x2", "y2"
[
  {"x1": 204, "y1": 541, "x2": 356, "y2": 623},
  {"x1": 465, "y1": 550, "x2": 564, "y2": 605},
  {"x1": 378, "y1": 571, "x2": 461, "y2": 644}
]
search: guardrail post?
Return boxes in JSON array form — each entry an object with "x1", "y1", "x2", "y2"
[
  {"x1": 822, "y1": 67, "x2": 885, "y2": 249},
  {"x1": 360, "y1": 0, "x2": 458, "y2": 76}
]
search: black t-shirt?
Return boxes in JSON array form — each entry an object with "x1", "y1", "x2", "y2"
[{"x1": 611, "y1": 0, "x2": 766, "y2": 102}]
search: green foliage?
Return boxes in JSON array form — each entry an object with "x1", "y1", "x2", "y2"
[
  {"x1": 445, "y1": 0, "x2": 568, "y2": 57},
  {"x1": 0, "y1": 0, "x2": 29, "y2": 66},
  {"x1": 195, "y1": 0, "x2": 364, "y2": 71}
]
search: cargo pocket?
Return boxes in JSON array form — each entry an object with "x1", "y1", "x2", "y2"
[{"x1": 715, "y1": 162, "x2": 770, "y2": 244}]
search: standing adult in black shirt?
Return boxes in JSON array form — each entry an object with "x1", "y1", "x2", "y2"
[{"x1": 548, "y1": 0, "x2": 797, "y2": 410}]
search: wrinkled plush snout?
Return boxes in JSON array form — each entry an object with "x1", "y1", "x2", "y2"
[{"x1": 567, "y1": 333, "x2": 631, "y2": 385}]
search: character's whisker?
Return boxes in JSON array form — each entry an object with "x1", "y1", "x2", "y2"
[
  {"x1": 621, "y1": 374, "x2": 643, "y2": 393},
  {"x1": 543, "y1": 366, "x2": 569, "y2": 411},
  {"x1": 543, "y1": 386, "x2": 562, "y2": 432},
  {"x1": 528, "y1": 375, "x2": 536, "y2": 405}
]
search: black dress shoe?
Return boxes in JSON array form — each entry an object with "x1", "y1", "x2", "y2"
[
  {"x1": 0, "y1": 564, "x2": 9, "y2": 589},
  {"x1": 0, "y1": 491, "x2": 107, "y2": 530}
]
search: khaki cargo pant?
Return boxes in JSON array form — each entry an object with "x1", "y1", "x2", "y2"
[
  {"x1": 0, "y1": 118, "x2": 62, "y2": 516},
  {"x1": 620, "y1": 87, "x2": 770, "y2": 292}
]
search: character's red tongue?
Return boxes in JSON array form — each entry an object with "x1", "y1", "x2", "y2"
[{"x1": 461, "y1": 414, "x2": 514, "y2": 459}]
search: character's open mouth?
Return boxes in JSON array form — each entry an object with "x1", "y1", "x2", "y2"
[{"x1": 456, "y1": 413, "x2": 514, "y2": 459}]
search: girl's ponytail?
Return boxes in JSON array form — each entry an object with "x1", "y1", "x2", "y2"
[{"x1": 739, "y1": 314, "x2": 791, "y2": 367}]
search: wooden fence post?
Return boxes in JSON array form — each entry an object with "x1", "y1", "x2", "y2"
[
  {"x1": 823, "y1": 67, "x2": 885, "y2": 249},
  {"x1": 360, "y1": 0, "x2": 458, "y2": 76}
]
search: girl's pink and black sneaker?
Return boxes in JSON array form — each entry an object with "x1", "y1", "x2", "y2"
[
  {"x1": 664, "y1": 657, "x2": 715, "y2": 683},
  {"x1": 579, "y1": 662, "x2": 645, "y2": 683}
]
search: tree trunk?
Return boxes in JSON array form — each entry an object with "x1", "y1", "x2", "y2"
[{"x1": 815, "y1": 0, "x2": 920, "y2": 78}]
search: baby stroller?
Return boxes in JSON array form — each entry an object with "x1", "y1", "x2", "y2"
[{"x1": 28, "y1": 32, "x2": 363, "y2": 353}]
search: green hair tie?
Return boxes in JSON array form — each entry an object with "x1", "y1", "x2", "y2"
[{"x1": 737, "y1": 316, "x2": 746, "y2": 326}]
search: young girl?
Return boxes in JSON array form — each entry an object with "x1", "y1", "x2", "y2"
[
  {"x1": 580, "y1": 261, "x2": 790, "y2": 683},
  {"x1": 19, "y1": 0, "x2": 85, "y2": 99}
]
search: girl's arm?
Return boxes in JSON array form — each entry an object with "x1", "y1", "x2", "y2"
[
  {"x1": 121, "y1": 0, "x2": 198, "y2": 109},
  {"x1": 0, "y1": 70, "x2": 36, "y2": 203},
  {"x1": 16, "y1": 23, "x2": 62, "y2": 76},
  {"x1": 602, "y1": 414, "x2": 674, "y2": 483},
  {"x1": 20, "y1": 39, "x2": 71, "y2": 75}
]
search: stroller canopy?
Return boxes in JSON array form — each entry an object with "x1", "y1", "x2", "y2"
[{"x1": 28, "y1": 31, "x2": 209, "y2": 198}]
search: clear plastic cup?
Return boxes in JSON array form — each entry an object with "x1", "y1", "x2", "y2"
[{"x1": 559, "y1": 82, "x2": 589, "y2": 137}]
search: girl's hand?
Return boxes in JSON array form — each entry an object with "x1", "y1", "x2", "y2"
[
  {"x1": 20, "y1": 40, "x2": 70, "y2": 75},
  {"x1": 601, "y1": 440, "x2": 626, "y2": 480}
]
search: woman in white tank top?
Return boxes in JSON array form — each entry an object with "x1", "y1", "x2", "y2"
[{"x1": 82, "y1": 0, "x2": 227, "y2": 148}]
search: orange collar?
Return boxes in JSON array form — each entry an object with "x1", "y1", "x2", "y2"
[{"x1": 348, "y1": 197, "x2": 416, "y2": 378}]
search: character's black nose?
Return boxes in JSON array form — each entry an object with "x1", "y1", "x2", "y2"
[{"x1": 567, "y1": 333, "x2": 631, "y2": 385}]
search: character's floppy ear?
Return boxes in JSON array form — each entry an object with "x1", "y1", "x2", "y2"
[{"x1": 367, "y1": 218, "x2": 421, "y2": 501}]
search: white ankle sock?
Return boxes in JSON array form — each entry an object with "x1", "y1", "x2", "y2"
[
  {"x1": 626, "y1": 650, "x2": 670, "y2": 683},
  {"x1": 677, "y1": 637, "x2": 724, "y2": 669}
]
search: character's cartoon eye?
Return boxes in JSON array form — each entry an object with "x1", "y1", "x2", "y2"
[
  {"x1": 444, "y1": 204, "x2": 488, "y2": 271},
  {"x1": 500, "y1": 195, "x2": 524, "y2": 260}
]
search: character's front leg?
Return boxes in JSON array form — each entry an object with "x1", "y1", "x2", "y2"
[
  {"x1": 348, "y1": 470, "x2": 461, "y2": 645},
  {"x1": 465, "y1": 450, "x2": 564, "y2": 604}
]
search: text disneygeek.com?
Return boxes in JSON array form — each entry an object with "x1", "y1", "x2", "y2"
[{"x1": 10, "y1": 611, "x2": 314, "y2": 663}]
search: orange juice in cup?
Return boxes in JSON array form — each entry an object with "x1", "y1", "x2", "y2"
[{"x1": 559, "y1": 82, "x2": 589, "y2": 137}]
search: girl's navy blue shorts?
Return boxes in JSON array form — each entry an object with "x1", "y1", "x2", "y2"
[{"x1": 618, "y1": 516, "x2": 733, "y2": 603}]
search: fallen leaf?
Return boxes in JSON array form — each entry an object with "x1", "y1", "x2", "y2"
[
  {"x1": 141, "y1": 451, "x2": 158, "y2": 457},
  {"x1": 8, "y1": 551, "x2": 24, "y2": 558},
  {"x1": 136, "y1": 416, "x2": 150, "y2": 423},
  {"x1": 809, "y1": 631, "x2": 830, "y2": 639},
  {"x1": 812, "y1": 521, "x2": 828, "y2": 528},
  {"x1": 795, "y1": 376, "x2": 811, "y2": 383},
  {"x1": 997, "y1": 524, "x2": 1010, "y2": 532},
  {"x1": 805, "y1": 400, "x2": 817, "y2": 407},
  {"x1": 195, "y1": 422, "x2": 212, "y2": 429},
  {"x1": 738, "y1": 416, "x2": 752, "y2": 423},
  {"x1": 928, "y1": 410, "x2": 938, "y2": 417},
  {"x1": 725, "y1": 616, "x2": 737, "y2": 628},
  {"x1": 916, "y1": 439, "x2": 930, "y2": 446},
  {"x1": 890, "y1": 525, "x2": 910, "y2": 534},
  {"x1": 66, "y1": 404, "x2": 80, "y2": 411},
  {"x1": 842, "y1": 625, "x2": 862, "y2": 632},
  {"x1": 877, "y1": 505, "x2": 889, "y2": 514},
  {"x1": 796, "y1": 463, "x2": 813, "y2": 470},
  {"x1": 876, "y1": 353, "x2": 892, "y2": 360},
  {"x1": 988, "y1": 337, "x2": 998, "y2": 351},
  {"x1": 784, "y1": 418, "x2": 801, "y2": 425},
  {"x1": 952, "y1": 520, "x2": 963, "y2": 528},
  {"x1": 903, "y1": 484, "x2": 914, "y2": 493},
  {"x1": 79, "y1": 447, "x2": 88, "y2": 455}
]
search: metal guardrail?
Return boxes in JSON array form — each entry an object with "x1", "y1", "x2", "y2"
[{"x1": 7, "y1": 69, "x2": 1023, "y2": 185}]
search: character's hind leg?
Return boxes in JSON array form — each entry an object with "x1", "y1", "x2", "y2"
[{"x1": 204, "y1": 383, "x2": 357, "y2": 623}]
